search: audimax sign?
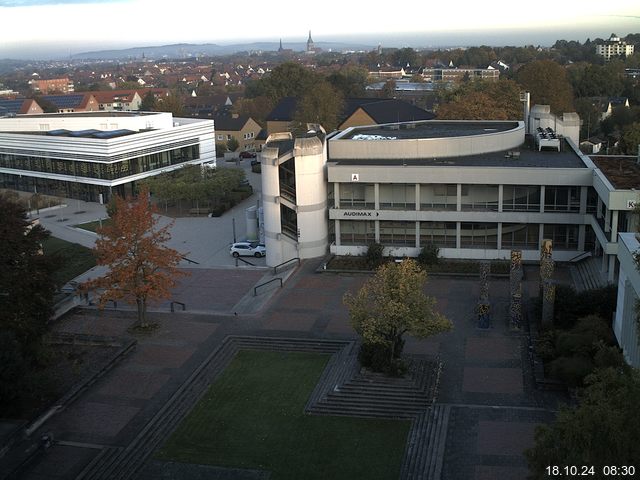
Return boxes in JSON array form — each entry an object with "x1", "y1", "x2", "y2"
[{"x1": 342, "y1": 211, "x2": 379, "y2": 217}]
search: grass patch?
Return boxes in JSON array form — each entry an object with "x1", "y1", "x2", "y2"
[
  {"x1": 74, "y1": 218, "x2": 111, "y2": 233},
  {"x1": 42, "y1": 237, "x2": 96, "y2": 286},
  {"x1": 157, "y1": 350, "x2": 410, "y2": 480}
]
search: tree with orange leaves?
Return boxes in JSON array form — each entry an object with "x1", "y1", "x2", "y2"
[{"x1": 84, "y1": 188, "x2": 186, "y2": 328}]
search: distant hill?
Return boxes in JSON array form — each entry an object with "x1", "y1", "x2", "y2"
[{"x1": 72, "y1": 41, "x2": 375, "y2": 60}]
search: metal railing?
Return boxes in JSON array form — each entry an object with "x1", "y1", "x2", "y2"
[
  {"x1": 568, "y1": 251, "x2": 593, "y2": 263},
  {"x1": 235, "y1": 257, "x2": 255, "y2": 267},
  {"x1": 170, "y1": 301, "x2": 186, "y2": 312},
  {"x1": 254, "y1": 277, "x2": 283, "y2": 296},
  {"x1": 273, "y1": 257, "x2": 300, "y2": 275},
  {"x1": 181, "y1": 256, "x2": 199, "y2": 265}
]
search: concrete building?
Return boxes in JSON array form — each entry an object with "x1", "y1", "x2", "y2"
[
  {"x1": 29, "y1": 77, "x2": 74, "y2": 94},
  {"x1": 214, "y1": 115, "x2": 262, "y2": 152},
  {"x1": 259, "y1": 108, "x2": 638, "y2": 282},
  {"x1": 614, "y1": 232, "x2": 640, "y2": 368},
  {"x1": 596, "y1": 34, "x2": 635, "y2": 61},
  {"x1": 0, "y1": 98, "x2": 44, "y2": 116},
  {"x1": 0, "y1": 111, "x2": 215, "y2": 202},
  {"x1": 93, "y1": 90, "x2": 143, "y2": 111}
]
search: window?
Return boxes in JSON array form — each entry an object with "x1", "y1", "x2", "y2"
[
  {"x1": 461, "y1": 185, "x2": 498, "y2": 211},
  {"x1": 502, "y1": 185, "x2": 540, "y2": 212},
  {"x1": 460, "y1": 223, "x2": 498, "y2": 249},
  {"x1": 420, "y1": 222, "x2": 456, "y2": 248},
  {"x1": 340, "y1": 220, "x2": 375, "y2": 245},
  {"x1": 339, "y1": 183, "x2": 374, "y2": 209},
  {"x1": 544, "y1": 186, "x2": 580, "y2": 212},
  {"x1": 227, "y1": 134, "x2": 232, "y2": 140},
  {"x1": 379, "y1": 184, "x2": 415, "y2": 210},
  {"x1": 217, "y1": 134, "x2": 223, "y2": 140},
  {"x1": 379, "y1": 221, "x2": 416, "y2": 246},
  {"x1": 543, "y1": 224, "x2": 578, "y2": 250},
  {"x1": 501, "y1": 223, "x2": 539, "y2": 249},
  {"x1": 420, "y1": 184, "x2": 456, "y2": 210}
]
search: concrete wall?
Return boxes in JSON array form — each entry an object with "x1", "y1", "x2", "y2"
[
  {"x1": 614, "y1": 232, "x2": 640, "y2": 367},
  {"x1": 1, "y1": 111, "x2": 174, "y2": 131}
]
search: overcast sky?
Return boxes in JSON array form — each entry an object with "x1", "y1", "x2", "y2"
[{"x1": 1, "y1": 0, "x2": 639, "y2": 59}]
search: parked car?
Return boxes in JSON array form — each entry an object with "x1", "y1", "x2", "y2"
[
  {"x1": 230, "y1": 242, "x2": 266, "y2": 258},
  {"x1": 239, "y1": 151, "x2": 257, "y2": 159}
]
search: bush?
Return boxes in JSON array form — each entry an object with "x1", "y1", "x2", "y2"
[
  {"x1": 417, "y1": 244, "x2": 439, "y2": 266},
  {"x1": 358, "y1": 338, "x2": 407, "y2": 376},
  {"x1": 594, "y1": 343, "x2": 625, "y2": 369},
  {"x1": 553, "y1": 285, "x2": 617, "y2": 329},
  {"x1": 548, "y1": 355, "x2": 594, "y2": 387},
  {"x1": 365, "y1": 242, "x2": 385, "y2": 269}
]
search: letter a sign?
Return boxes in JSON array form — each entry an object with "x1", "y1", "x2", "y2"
[{"x1": 351, "y1": 173, "x2": 359, "y2": 182}]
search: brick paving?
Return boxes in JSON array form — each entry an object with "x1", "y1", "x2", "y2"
[{"x1": 10, "y1": 261, "x2": 568, "y2": 480}]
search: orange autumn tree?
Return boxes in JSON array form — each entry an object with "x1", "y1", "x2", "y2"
[{"x1": 84, "y1": 188, "x2": 186, "y2": 327}]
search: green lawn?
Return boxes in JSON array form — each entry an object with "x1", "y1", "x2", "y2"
[
  {"x1": 42, "y1": 237, "x2": 96, "y2": 286},
  {"x1": 74, "y1": 218, "x2": 111, "y2": 233},
  {"x1": 157, "y1": 350, "x2": 410, "y2": 480}
]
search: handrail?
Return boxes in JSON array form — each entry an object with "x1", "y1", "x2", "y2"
[
  {"x1": 181, "y1": 256, "x2": 200, "y2": 265},
  {"x1": 273, "y1": 257, "x2": 300, "y2": 275},
  {"x1": 235, "y1": 257, "x2": 255, "y2": 267},
  {"x1": 568, "y1": 251, "x2": 593, "y2": 263},
  {"x1": 254, "y1": 277, "x2": 283, "y2": 296}
]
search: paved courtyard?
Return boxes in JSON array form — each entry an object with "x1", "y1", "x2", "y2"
[{"x1": 5, "y1": 259, "x2": 566, "y2": 480}]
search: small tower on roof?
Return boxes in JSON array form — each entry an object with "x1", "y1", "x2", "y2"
[{"x1": 307, "y1": 31, "x2": 315, "y2": 53}]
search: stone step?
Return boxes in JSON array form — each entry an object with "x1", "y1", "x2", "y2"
[
  {"x1": 322, "y1": 395, "x2": 430, "y2": 412},
  {"x1": 346, "y1": 378, "x2": 424, "y2": 391},
  {"x1": 307, "y1": 403, "x2": 418, "y2": 419},
  {"x1": 75, "y1": 446, "x2": 124, "y2": 480},
  {"x1": 335, "y1": 384, "x2": 427, "y2": 398}
]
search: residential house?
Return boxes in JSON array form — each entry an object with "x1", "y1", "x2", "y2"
[
  {"x1": 596, "y1": 34, "x2": 635, "y2": 61},
  {"x1": 93, "y1": 90, "x2": 143, "y2": 111},
  {"x1": 0, "y1": 98, "x2": 44, "y2": 116},
  {"x1": 29, "y1": 77, "x2": 74, "y2": 94},
  {"x1": 40, "y1": 93, "x2": 99, "y2": 113},
  {"x1": 214, "y1": 115, "x2": 262, "y2": 152}
]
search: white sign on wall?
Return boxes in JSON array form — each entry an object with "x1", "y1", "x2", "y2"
[
  {"x1": 351, "y1": 173, "x2": 359, "y2": 182},
  {"x1": 627, "y1": 200, "x2": 637, "y2": 209}
]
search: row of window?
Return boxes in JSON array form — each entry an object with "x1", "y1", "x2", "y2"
[
  {"x1": 0, "y1": 145, "x2": 199, "y2": 181},
  {"x1": 338, "y1": 220, "x2": 580, "y2": 250},
  {"x1": 338, "y1": 184, "x2": 590, "y2": 213}
]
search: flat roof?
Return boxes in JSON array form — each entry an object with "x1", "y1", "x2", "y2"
[
  {"x1": 331, "y1": 139, "x2": 587, "y2": 169},
  {"x1": 341, "y1": 121, "x2": 519, "y2": 140},
  {"x1": 591, "y1": 156, "x2": 640, "y2": 189},
  {"x1": 13, "y1": 111, "x2": 158, "y2": 119}
]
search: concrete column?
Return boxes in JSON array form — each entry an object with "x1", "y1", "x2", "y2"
[
  {"x1": 539, "y1": 185, "x2": 545, "y2": 213},
  {"x1": 611, "y1": 210, "x2": 619, "y2": 240},
  {"x1": 602, "y1": 252, "x2": 608, "y2": 274},
  {"x1": 456, "y1": 184, "x2": 462, "y2": 212},
  {"x1": 498, "y1": 184, "x2": 503, "y2": 213},
  {"x1": 538, "y1": 223, "x2": 545, "y2": 250},
  {"x1": 456, "y1": 222, "x2": 461, "y2": 249},
  {"x1": 375, "y1": 220, "x2": 380, "y2": 243},
  {"x1": 605, "y1": 208, "x2": 611, "y2": 233},
  {"x1": 608, "y1": 254, "x2": 616, "y2": 283},
  {"x1": 578, "y1": 224, "x2": 586, "y2": 251},
  {"x1": 415, "y1": 221, "x2": 420, "y2": 248},
  {"x1": 374, "y1": 183, "x2": 380, "y2": 210},
  {"x1": 597, "y1": 197, "x2": 603, "y2": 219},
  {"x1": 335, "y1": 219, "x2": 341, "y2": 246},
  {"x1": 497, "y1": 223, "x2": 503, "y2": 250},
  {"x1": 579, "y1": 186, "x2": 588, "y2": 215},
  {"x1": 334, "y1": 183, "x2": 340, "y2": 208},
  {"x1": 415, "y1": 184, "x2": 420, "y2": 211}
]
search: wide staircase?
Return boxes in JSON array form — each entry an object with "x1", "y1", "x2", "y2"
[{"x1": 569, "y1": 255, "x2": 609, "y2": 292}]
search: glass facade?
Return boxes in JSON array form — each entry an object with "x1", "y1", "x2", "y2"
[
  {"x1": 379, "y1": 184, "x2": 415, "y2": 210},
  {"x1": 339, "y1": 183, "x2": 374, "y2": 209},
  {"x1": 0, "y1": 144, "x2": 199, "y2": 181},
  {"x1": 420, "y1": 184, "x2": 457, "y2": 210},
  {"x1": 460, "y1": 222, "x2": 498, "y2": 249},
  {"x1": 544, "y1": 186, "x2": 580, "y2": 212},
  {"x1": 379, "y1": 221, "x2": 416, "y2": 246},
  {"x1": 461, "y1": 185, "x2": 499, "y2": 211},
  {"x1": 502, "y1": 223, "x2": 539, "y2": 249},
  {"x1": 340, "y1": 220, "x2": 375, "y2": 245},
  {"x1": 543, "y1": 224, "x2": 578, "y2": 250},
  {"x1": 502, "y1": 185, "x2": 541, "y2": 212},
  {"x1": 420, "y1": 221, "x2": 456, "y2": 248}
]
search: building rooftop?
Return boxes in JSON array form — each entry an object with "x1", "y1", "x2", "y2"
[
  {"x1": 332, "y1": 138, "x2": 587, "y2": 169},
  {"x1": 13, "y1": 111, "x2": 157, "y2": 119},
  {"x1": 341, "y1": 121, "x2": 519, "y2": 140},
  {"x1": 590, "y1": 156, "x2": 640, "y2": 189}
]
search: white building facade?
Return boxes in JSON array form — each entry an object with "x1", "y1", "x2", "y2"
[
  {"x1": 0, "y1": 111, "x2": 215, "y2": 202},
  {"x1": 596, "y1": 34, "x2": 635, "y2": 61},
  {"x1": 614, "y1": 233, "x2": 640, "y2": 368}
]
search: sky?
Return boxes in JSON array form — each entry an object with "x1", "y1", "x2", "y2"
[{"x1": 1, "y1": 0, "x2": 639, "y2": 59}]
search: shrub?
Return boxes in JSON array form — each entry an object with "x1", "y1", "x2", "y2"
[
  {"x1": 553, "y1": 285, "x2": 617, "y2": 329},
  {"x1": 417, "y1": 244, "x2": 439, "y2": 266},
  {"x1": 364, "y1": 242, "x2": 384, "y2": 269},
  {"x1": 358, "y1": 338, "x2": 407, "y2": 376},
  {"x1": 0, "y1": 331, "x2": 28, "y2": 404},
  {"x1": 593, "y1": 343, "x2": 625, "y2": 369},
  {"x1": 548, "y1": 355, "x2": 594, "y2": 387}
]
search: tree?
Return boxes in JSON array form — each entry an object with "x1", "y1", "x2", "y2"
[
  {"x1": 326, "y1": 65, "x2": 369, "y2": 97},
  {"x1": 83, "y1": 188, "x2": 186, "y2": 328},
  {"x1": 294, "y1": 80, "x2": 344, "y2": 132},
  {"x1": 226, "y1": 137, "x2": 239, "y2": 152},
  {"x1": 0, "y1": 194, "x2": 55, "y2": 357},
  {"x1": 620, "y1": 122, "x2": 640, "y2": 155},
  {"x1": 380, "y1": 79, "x2": 396, "y2": 98},
  {"x1": 343, "y1": 259, "x2": 452, "y2": 371},
  {"x1": 139, "y1": 90, "x2": 157, "y2": 111},
  {"x1": 245, "y1": 62, "x2": 319, "y2": 103},
  {"x1": 526, "y1": 367, "x2": 640, "y2": 477},
  {"x1": 437, "y1": 79, "x2": 523, "y2": 120},
  {"x1": 516, "y1": 60, "x2": 575, "y2": 114},
  {"x1": 155, "y1": 90, "x2": 184, "y2": 116}
]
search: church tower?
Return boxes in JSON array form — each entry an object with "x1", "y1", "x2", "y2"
[
  {"x1": 306, "y1": 31, "x2": 315, "y2": 53},
  {"x1": 278, "y1": 38, "x2": 284, "y2": 52}
]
